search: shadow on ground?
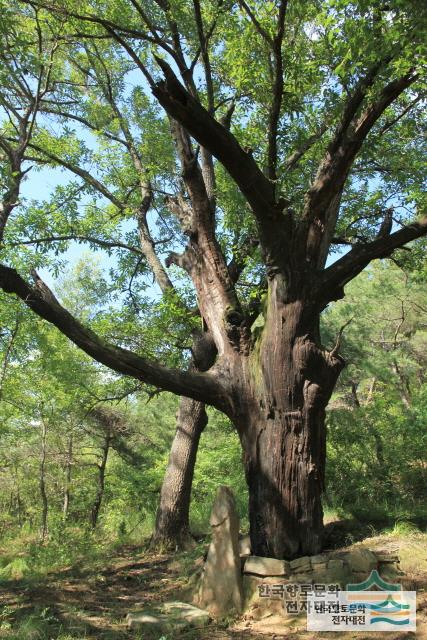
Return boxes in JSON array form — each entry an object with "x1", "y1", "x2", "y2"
[{"x1": 1, "y1": 522, "x2": 426, "y2": 639}]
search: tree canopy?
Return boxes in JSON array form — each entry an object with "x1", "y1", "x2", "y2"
[
  {"x1": 0, "y1": 0, "x2": 425, "y2": 401},
  {"x1": 0, "y1": 0, "x2": 426, "y2": 558}
]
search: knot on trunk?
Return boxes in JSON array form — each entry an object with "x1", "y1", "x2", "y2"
[
  {"x1": 165, "y1": 249, "x2": 193, "y2": 273},
  {"x1": 224, "y1": 306, "x2": 251, "y2": 354},
  {"x1": 165, "y1": 194, "x2": 194, "y2": 237},
  {"x1": 191, "y1": 329, "x2": 217, "y2": 371}
]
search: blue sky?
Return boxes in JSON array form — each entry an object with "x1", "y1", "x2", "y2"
[{"x1": 18, "y1": 155, "x2": 349, "y2": 299}]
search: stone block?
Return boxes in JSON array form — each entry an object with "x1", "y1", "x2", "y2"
[
  {"x1": 311, "y1": 562, "x2": 327, "y2": 573},
  {"x1": 126, "y1": 601, "x2": 210, "y2": 635},
  {"x1": 244, "y1": 555, "x2": 287, "y2": 577},
  {"x1": 310, "y1": 553, "x2": 329, "y2": 565},
  {"x1": 347, "y1": 548, "x2": 377, "y2": 574},
  {"x1": 290, "y1": 556, "x2": 312, "y2": 574}
]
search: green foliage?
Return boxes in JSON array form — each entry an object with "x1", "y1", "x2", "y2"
[
  {"x1": 1, "y1": 0, "x2": 425, "y2": 335},
  {"x1": 1, "y1": 259, "x2": 425, "y2": 552},
  {"x1": 323, "y1": 261, "x2": 427, "y2": 518},
  {"x1": 0, "y1": 0, "x2": 425, "y2": 599},
  {"x1": 0, "y1": 557, "x2": 30, "y2": 581},
  {"x1": 191, "y1": 410, "x2": 248, "y2": 533}
]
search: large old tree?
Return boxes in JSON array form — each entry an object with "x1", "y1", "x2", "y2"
[{"x1": 0, "y1": 0, "x2": 426, "y2": 558}]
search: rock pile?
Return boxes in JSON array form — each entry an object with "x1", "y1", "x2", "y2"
[
  {"x1": 126, "y1": 486, "x2": 403, "y2": 632},
  {"x1": 242, "y1": 547, "x2": 402, "y2": 613}
]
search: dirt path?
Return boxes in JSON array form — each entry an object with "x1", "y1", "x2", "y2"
[
  {"x1": 0, "y1": 536, "x2": 426, "y2": 639},
  {"x1": 0, "y1": 545, "x2": 267, "y2": 639}
]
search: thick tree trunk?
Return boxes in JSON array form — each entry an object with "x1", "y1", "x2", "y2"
[
  {"x1": 152, "y1": 398, "x2": 208, "y2": 549},
  {"x1": 233, "y1": 287, "x2": 345, "y2": 559},
  {"x1": 242, "y1": 400, "x2": 327, "y2": 559},
  {"x1": 152, "y1": 329, "x2": 216, "y2": 549}
]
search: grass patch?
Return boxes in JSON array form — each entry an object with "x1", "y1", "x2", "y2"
[{"x1": 0, "y1": 525, "x2": 129, "y2": 589}]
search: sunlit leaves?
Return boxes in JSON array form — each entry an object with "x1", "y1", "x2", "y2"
[{"x1": 1, "y1": 0, "x2": 425, "y2": 379}]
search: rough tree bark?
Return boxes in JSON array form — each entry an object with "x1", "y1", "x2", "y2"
[
  {"x1": 152, "y1": 398, "x2": 208, "y2": 548},
  {"x1": 224, "y1": 283, "x2": 344, "y2": 558},
  {"x1": 0, "y1": 4, "x2": 425, "y2": 559},
  {"x1": 152, "y1": 329, "x2": 217, "y2": 548}
]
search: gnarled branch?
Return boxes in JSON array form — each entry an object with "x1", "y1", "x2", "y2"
[
  {"x1": 0, "y1": 264, "x2": 228, "y2": 410},
  {"x1": 320, "y1": 217, "x2": 427, "y2": 302}
]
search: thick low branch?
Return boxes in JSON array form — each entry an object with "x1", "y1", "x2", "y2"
[
  {"x1": 320, "y1": 217, "x2": 427, "y2": 301},
  {"x1": 0, "y1": 264, "x2": 227, "y2": 410}
]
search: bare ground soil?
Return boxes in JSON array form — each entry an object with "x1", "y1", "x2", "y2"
[{"x1": 0, "y1": 526, "x2": 426, "y2": 639}]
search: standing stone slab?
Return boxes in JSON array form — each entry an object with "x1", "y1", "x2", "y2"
[{"x1": 197, "y1": 486, "x2": 243, "y2": 617}]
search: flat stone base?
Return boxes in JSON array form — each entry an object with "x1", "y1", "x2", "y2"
[
  {"x1": 242, "y1": 548, "x2": 402, "y2": 615},
  {"x1": 126, "y1": 601, "x2": 210, "y2": 635}
]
